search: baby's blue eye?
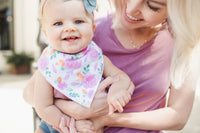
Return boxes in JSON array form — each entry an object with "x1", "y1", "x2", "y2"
[
  {"x1": 54, "y1": 22, "x2": 63, "y2": 26},
  {"x1": 75, "y1": 20, "x2": 84, "y2": 24}
]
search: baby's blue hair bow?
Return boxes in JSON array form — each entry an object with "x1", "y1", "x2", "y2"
[{"x1": 64, "y1": 0, "x2": 96, "y2": 14}]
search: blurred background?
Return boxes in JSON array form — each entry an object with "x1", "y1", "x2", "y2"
[{"x1": 0, "y1": 0, "x2": 199, "y2": 133}]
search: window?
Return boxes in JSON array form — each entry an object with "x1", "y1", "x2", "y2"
[{"x1": 0, "y1": 0, "x2": 13, "y2": 50}]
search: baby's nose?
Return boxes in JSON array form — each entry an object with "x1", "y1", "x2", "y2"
[{"x1": 64, "y1": 25, "x2": 76, "y2": 32}]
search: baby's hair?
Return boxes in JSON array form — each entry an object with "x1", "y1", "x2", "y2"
[
  {"x1": 38, "y1": 0, "x2": 47, "y2": 24},
  {"x1": 168, "y1": 0, "x2": 200, "y2": 89},
  {"x1": 38, "y1": 0, "x2": 95, "y2": 25}
]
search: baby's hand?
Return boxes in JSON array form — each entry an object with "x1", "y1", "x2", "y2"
[
  {"x1": 108, "y1": 82, "x2": 134, "y2": 114},
  {"x1": 76, "y1": 119, "x2": 96, "y2": 133},
  {"x1": 108, "y1": 90, "x2": 128, "y2": 114}
]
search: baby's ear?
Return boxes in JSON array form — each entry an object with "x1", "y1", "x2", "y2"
[
  {"x1": 93, "y1": 24, "x2": 96, "y2": 32},
  {"x1": 42, "y1": 28, "x2": 47, "y2": 37}
]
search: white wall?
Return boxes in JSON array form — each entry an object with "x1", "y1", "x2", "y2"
[{"x1": 14, "y1": 0, "x2": 40, "y2": 57}]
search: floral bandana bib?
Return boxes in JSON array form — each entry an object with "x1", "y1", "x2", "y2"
[{"x1": 38, "y1": 41, "x2": 104, "y2": 107}]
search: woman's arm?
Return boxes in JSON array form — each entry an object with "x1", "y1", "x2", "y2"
[{"x1": 92, "y1": 75, "x2": 195, "y2": 131}]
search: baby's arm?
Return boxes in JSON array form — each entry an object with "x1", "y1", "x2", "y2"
[
  {"x1": 103, "y1": 55, "x2": 135, "y2": 114},
  {"x1": 34, "y1": 71, "x2": 70, "y2": 130}
]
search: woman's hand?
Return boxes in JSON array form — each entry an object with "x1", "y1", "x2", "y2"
[
  {"x1": 76, "y1": 119, "x2": 96, "y2": 133},
  {"x1": 59, "y1": 117, "x2": 78, "y2": 133},
  {"x1": 59, "y1": 117, "x2": 96, "y2": 133},
  {"x1": 90, "y1": 115, "x2": 107, "y2": 133}
]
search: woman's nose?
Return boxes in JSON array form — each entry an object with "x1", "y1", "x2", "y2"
[{"x1": 126, "y1": 0, "x2": 142, "y2": 14}]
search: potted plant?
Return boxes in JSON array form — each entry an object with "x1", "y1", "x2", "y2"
[{"x1": 5, "y1": 52, "x2": 34, "y2": 74}]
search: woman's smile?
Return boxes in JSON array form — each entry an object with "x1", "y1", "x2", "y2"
[
  {"x1": 124, "y1": 10, "x2": 144, "y2": 24},
  {"x1": 126, "y1": 14, "x2": 143, "y2": 21}
]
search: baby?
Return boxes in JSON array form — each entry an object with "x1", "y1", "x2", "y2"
[{"x1": 34, "y1": 0, "x2": 133, "y2": 132}]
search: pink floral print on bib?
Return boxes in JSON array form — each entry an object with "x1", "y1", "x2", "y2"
[{"x1": 38, "y1": 41, "x2": 104, "y2": 107}]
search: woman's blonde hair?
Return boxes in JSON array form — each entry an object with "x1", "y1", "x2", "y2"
[
  {"x1": 168, "y1": 0, "x2": 200, "y2": 89},
  {"x1": 108, "y1": 0, "x2": 125, "y2": 28}
]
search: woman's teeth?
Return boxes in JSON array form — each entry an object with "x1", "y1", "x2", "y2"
[{"x1": 127, "y1": 14, "x2": 143, "y2": 21}]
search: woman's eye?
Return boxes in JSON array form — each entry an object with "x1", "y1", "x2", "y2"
[
  {"x1": 54, "y1": 22, "x2": 63, "y2": 26},
  {"x1": 147, "y1": 1, "x2": 160, "y2": 12},
  {"x1": 75, "y1": 20, "x2": 84, "y2": 24}
]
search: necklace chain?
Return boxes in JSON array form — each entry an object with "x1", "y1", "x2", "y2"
[
  {"x1": 130, "y1": 39, "x2": 147, "y2": 49},
  {"x1": 129, "y1": 29, "x2": 159, "y2": 49}
]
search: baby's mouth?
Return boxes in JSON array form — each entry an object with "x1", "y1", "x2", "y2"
[{"x1": 63, "y1": 36, "x2": 80, "y2": 41}]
